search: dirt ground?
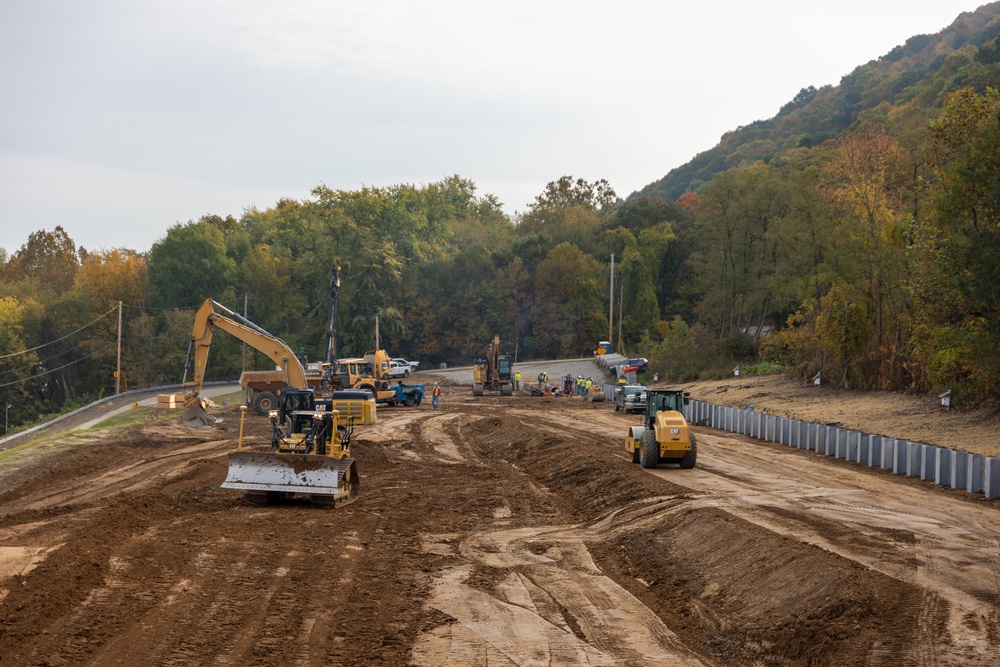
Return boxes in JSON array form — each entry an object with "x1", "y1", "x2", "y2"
[{"x1": 0, "y1": 368, "x2": 998, "y2": 666}]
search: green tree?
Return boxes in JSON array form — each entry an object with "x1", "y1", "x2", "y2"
[
  {"x1": 531, "y1": 243, "x2": 605, "y2": 358},
  {"x1": 911, "y1": 87, "x2": 1000, "y2": 400},
  {"x1": 148, "y1": 219, "x2": 237, "y2": 309}
]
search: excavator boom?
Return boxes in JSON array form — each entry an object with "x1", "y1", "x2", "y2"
[{"x1": 182, "y1": 299, "x2": 308, "y2": 426}]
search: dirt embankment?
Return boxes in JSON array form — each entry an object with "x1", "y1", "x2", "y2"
[{"x1": 677, "y1": 374, "x2": 1000, "y2": 458}]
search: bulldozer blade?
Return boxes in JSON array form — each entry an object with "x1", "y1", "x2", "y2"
[
  {"x1": 222, "y1": 452, "x2": 359, "y2": 506},
  {"x1": 182, "y1": 399, "x2": 221, "y2": 428}
]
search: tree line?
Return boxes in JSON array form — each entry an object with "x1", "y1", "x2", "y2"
[{"x1": 5, "y1": 22, "x2": 1000, "y2": 428}]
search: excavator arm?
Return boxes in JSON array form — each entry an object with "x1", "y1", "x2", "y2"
[{"x1": 183, "y1": 298, "x2": 308, "y2": 426}]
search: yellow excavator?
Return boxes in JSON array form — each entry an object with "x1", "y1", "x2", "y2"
[
  {"x1": 472, "y1": 335, "x2": 514, "y2": 396},
  {"x1": 182, "y1": 298, "x2": 367, "y2": 505}
]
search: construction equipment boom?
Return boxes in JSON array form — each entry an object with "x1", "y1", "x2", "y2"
[
  {"x1": 181, "y1": 298, "x2": 363, "y2": 505},
  {"x1": 472, "y1": 335, "x2": 514, "y2": 396}
]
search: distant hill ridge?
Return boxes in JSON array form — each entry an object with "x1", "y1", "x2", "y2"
[{"x1": 635, "y1": 1, "x2": 1000, "y2": 201}]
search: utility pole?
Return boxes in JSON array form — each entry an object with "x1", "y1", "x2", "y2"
[
  {"x1": 618, "y1": 283, "x2": 625, "y2": 356},
  {"x1": 115, "y1": 301, "x2": 122, "y2": 394},
  {"x1": 242, "y1": 293, "x2": 249, "y2": 373},
  {"x1": 609, "y1": 253, "x2": 615, "y2": 345},
  {"x1": 326, "y1": 266, "x2": 341, "y2": 365}
]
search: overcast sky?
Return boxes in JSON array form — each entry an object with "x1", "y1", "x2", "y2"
[{"x1": 0, "y1": 0, "x2": 982, "y2": 255}]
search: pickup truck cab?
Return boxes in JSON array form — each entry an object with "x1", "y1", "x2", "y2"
[
  {"x1": 386, "y1": 360, "x2": 412, "y2": 378},
  {"x1": 614, "y1": 384, "x2": 647, "y2": 413}
]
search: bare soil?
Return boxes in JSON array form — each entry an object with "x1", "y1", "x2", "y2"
[{"x1": 0, "y1": 372, "x2": 998, "y2": 666}]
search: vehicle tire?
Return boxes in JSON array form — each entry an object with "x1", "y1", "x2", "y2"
[
  {"x1": 252, "y1": 391, "x2": 278, "y2": 416},
  {"x1": 680, "y1": 433, "x2": 698, "y2": 469},
  {"x1": 614, "y1": 402, "x2": 621, "y2": 412},
  {"x1": 631, "y1": 444, "x2": 641, "y2": 464},
  {"x1": 403, "y1": 394, "x2": 416, "y2": 407},
  {"x1": 640, "y1": 429, "x2": 659, "y2": 469},
  {"x1": 403, "y1": 369, "x2": 410, "y2": 377},
  {"x1": 358, "y1": 383, "x2": 377, "y2": 398}
]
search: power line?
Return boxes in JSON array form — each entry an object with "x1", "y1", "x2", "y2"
[
  {"x1": 0, "y1": 306, "x2": 118, "y2": 361},
  {"x1": 0, "y1": 345, "x2": 116, "y2": 390},
  {"x1": 0, "y1": 341, "x2": 103, "y2": 377}
]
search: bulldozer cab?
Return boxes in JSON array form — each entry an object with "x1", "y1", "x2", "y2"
[{"x1": 278, "y1": 388, "x2": 316, "y2": 425}]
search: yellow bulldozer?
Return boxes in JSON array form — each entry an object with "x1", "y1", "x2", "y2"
[
  {"x1": 624, "y1": 388, "x2": 697, "y2": 469},
  {"x1": 472, "y1": 335, "x2": 514, "y2": 396},
  {"x1": 181, "y1": 298, "x2": 369, "y2": 505}
]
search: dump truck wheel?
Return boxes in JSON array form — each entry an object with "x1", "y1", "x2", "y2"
[
  {"x1": 252, "y1": 391, "x2": 278, "y2": 416},
  {"x1": 640, "y1": 429, "x2": 659, "y2": 469},
  {"x1": 680, "y1": 433, "x2": 698, "y2": 469}
]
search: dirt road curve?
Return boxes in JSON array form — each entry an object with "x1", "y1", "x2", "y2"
[{"x1": 1, "y1": 389, "x2": 998, "y2": 666}]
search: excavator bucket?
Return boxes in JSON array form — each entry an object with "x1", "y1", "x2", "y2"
[
  {"x1": 221, "y1": 452, "x2": 359, "y2": 506},
  {"x1": 182, "y1": 397, "x2": 221, "y2": 428}
]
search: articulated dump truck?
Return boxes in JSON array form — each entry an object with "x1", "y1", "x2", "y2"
[{"x1": 181, "y1": 298, "x2": 368, "y2": 506}]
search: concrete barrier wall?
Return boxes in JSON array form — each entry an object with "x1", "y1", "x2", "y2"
[{"x1": 686, "y1": 399, "x2": 996, "y2": 501}]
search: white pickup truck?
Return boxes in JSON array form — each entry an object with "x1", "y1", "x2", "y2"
[{"x1": 387, "y1": 358, "x2": 419, "y2": 378}]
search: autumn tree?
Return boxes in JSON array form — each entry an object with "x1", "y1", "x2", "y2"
[
  {"x1": 821, "y1": 129, "x2": 911, "y2": 389},
  {"x1": 1, "y1": 226, "x2": 82, "y2": 300}
]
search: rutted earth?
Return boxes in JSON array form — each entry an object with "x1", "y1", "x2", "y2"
[{"x1": 0, "y1": 372, "x2": 998, "y2": 666}]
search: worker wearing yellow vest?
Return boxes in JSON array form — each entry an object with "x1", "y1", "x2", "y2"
[
  {"x1": 515, "y1": 371, "x2": 520, "y2": 390},
  {"x1": 432, "y1": 383, "x2": 441, "y2": 410}
]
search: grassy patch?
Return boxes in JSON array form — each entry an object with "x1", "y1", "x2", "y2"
[{"x1": 87, "y1": 406, "x2": 175, "y2": 430}]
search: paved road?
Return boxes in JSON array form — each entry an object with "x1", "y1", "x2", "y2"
[
  {"x1": 74, "y1": 384, "x2": 243, "y2": 429},
  {"x1": 417, "y1": 358, "x2": 610, "y2": 389}
]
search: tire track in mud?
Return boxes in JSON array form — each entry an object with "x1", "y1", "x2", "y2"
[{"x1": 412, "y1": 524, "x2": 707, "y2": 666}]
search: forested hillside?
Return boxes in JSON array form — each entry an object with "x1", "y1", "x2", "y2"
[{"x1": 3, "y1": 3, "x2": 1000, "y2": 431}]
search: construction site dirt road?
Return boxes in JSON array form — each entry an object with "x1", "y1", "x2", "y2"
[{"x1": 1, "y1": 369, "x2": 998, "y2": 666}]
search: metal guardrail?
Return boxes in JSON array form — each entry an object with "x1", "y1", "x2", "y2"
[
  {"x1": 0, "y1": 381, "x2": 235, "y2": 449},
  {"x1": 683, "y1": 399, "x2": 1000, "y2": 500}
]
